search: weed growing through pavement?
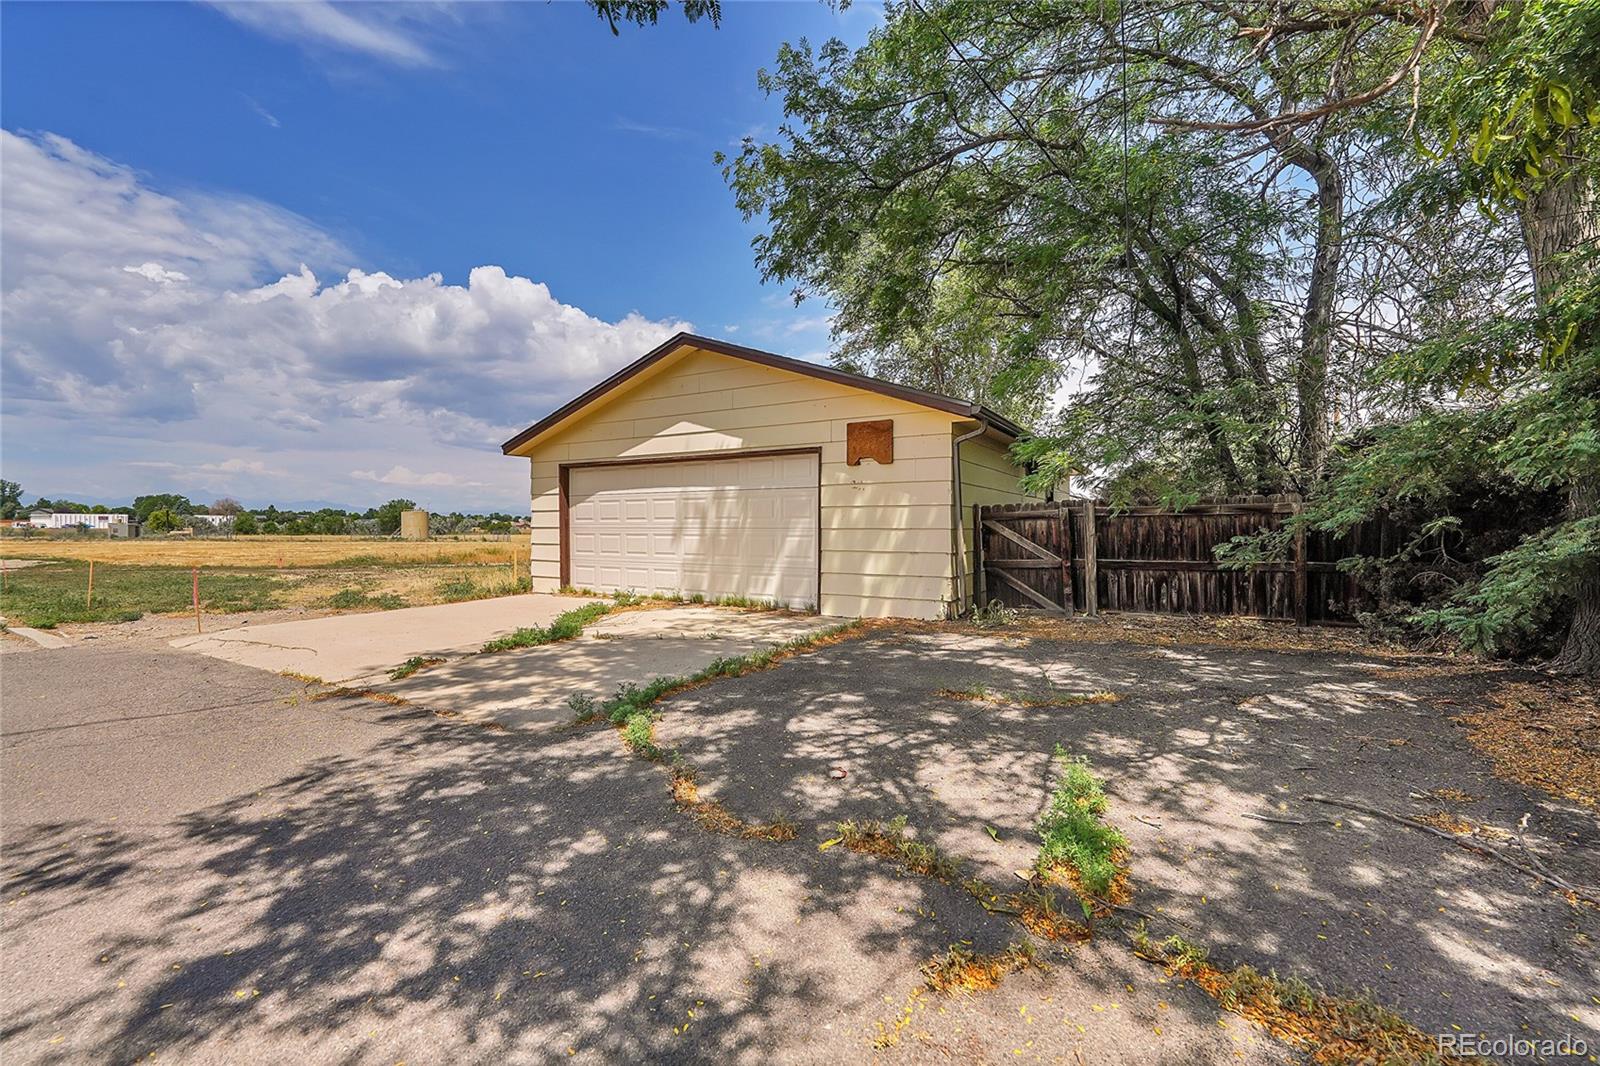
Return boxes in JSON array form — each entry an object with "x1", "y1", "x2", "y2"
[
  {"x1": 389, "y1": 655, "x2": 445, "y2": 680},
  {"x1": 830, "y1": 815, "x2": 963, "y2": 881},
  {"x1": 559, "y1": 586, "x2": 789, "y2": 611},
  {"x1": 481, "y1": 601, "x2": 613, "y2": 653},
  {"x1": 939, "y1": 685, "x2": 1121, "y2": 707},
  {"x1": 668, "y1": 763, "x2": 798, "y2": 841},
  {"x1": 1011, "y1": 885, "x2": 1094, "y2": 942},
  {"x1": 1036, "y1": 745, "x2": 1130, "y2": 902},
  {"x1": 1130, "y1": 929, "x2": 1466, "y2": 1065},
  {"x1": 920, "y1": 942, "x2": 1040, "y2": 994}
]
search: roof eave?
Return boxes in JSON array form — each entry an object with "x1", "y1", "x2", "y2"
[{"x1": 500, "y1": 332, "x2": 1031, "y2": 455}]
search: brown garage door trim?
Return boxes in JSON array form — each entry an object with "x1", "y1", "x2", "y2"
[{"x1": 558, "y1": 447, "x2": 824, "y2": 599}]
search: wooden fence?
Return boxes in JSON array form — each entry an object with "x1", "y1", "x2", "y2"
[{"x1": 974, "y1": 495, "x2": 1384, "y2": 625}]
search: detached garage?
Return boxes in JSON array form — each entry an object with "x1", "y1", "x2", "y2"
[{"x1": 501, "y1": 333, "x2": 1037, "y2": 619}]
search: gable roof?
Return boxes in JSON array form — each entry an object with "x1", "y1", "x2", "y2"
[{"x1": 500, "y1": 332, "x2": 1027, "y2": 455}]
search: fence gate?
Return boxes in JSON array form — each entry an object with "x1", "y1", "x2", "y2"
[
  {"x1": 974, "y1": 504, "x2": 1076, "y2": 614},
  {"x1": 975, "y1": 496, "x2": 1376, "y2": 626}
]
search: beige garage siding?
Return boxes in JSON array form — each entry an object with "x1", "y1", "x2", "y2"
[
  {"x1": 522, "y1": 345, "x2": 963, "y2": 619},
  {"x1": 955, "y1": 431, "x2": 1039, "y2": 612}
]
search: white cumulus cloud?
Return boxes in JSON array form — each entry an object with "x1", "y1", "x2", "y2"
[{"x1": 0, "y1": 129, "x2": 690, "y2": 509}]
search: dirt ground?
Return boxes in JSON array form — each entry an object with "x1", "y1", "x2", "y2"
[{"x1": 654, "y1": 620, "x2": 1600, "y2": 1061}]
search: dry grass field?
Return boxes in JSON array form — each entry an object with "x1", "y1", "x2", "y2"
[
  {"x1": 0, "y1": 536, "x2": 534, "y2": 627},
  {"x1": 0, "y1": 534, "x2": 525, "y2": 568}
]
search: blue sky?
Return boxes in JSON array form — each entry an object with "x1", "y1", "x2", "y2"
[{"x1": 0, "y1": 1, "x2": 879, "y2": 511}]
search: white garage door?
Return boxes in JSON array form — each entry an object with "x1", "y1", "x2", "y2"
[{"x1": 568, "y1": 453, "x2": 819, "y2": 608}]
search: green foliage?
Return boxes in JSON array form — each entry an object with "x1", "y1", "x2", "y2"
[
  {"x1": 567, "y1": 692, "x2": 600, "y2": 720},
  {"x1": 1415, "y1": 516, "x2": 1600, "y2": 656},
  {"x1": 712, "y1": 0, "x2": 1598, "y2": 668},
  {"x1": 604, "y1": 676, "x2": 684, "y2": 724},
  {"x1": 835, "y1": 814, "x2": 964, "y2": 881},
  {"x1": 374, "y1": 499, "x2": 417, "y2": 535},
  {"x1": 1303, "y1": 326, "x2": 1597, "y2": 657},
  {"x1": 389, "y1": 655, "x2": 444, "y2": 680},
  {"x1": 481, "y1": 601, "x2": 613, "y2": 652},
  {"x1": 0, "y1": 562, "x2": 276, "y2": 627},
  {"x1": 132, "y1": 494, "x2": 193, "y2": 522},
  {"x1": 0, "y1": 479, "x2": 23, "y2": 520},
  {"x1": 436, "y1": 574, "x2": 530, "y2": 603},
  {"x1": 232, "y1": 512, "x2": 258, "y2": 535},
  {"x1": 326, "y1": 587, "x2": 406, "y2": 611},
  {"x1": 586, "y1": 0, "x2": 719, "y2": 35},
  {"x1": 719, "y1": 2, "x2": 1472, "y2": 494},
  {"x1": 143, "y1": 509, "x2": 180, "y2": 534},
  {"x1": 1036, "y1": 746, "x2": 1126, "y2": 898},
  {"x1": 970, "y1": 600, "x2": 1018, "y2": 628},
  {"x1": 1446, "y1": 1, "x2": 1600, "y2": 210}
]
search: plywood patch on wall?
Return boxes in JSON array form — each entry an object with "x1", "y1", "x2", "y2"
[{"x1": 847, "y1": 419, "x2": 894, "y2": 466}]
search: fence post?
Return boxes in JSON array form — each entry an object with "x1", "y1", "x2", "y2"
[
  {"x1": 972, "y1": 503, "x2": 986, "y2": 612},
  {"x1": 87, "y1": 560, "x2": 95, "y2": 608},
  {"x1": 193, "y1": 565, "x2": 202, "y2": 634},
  {"x1": 1081, "y1": 498, "x2": 1099, "y2": 617},
  {"x1": 1059, "y1": 502, "x2": 1074, "y2": 616},
  {"x1": 1292, "y1": 502, "x2": 1309, "y2": 627}
]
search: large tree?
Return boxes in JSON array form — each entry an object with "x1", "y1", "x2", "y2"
[
  {"x1": 722, "y1": 0, "x2": 1503, "y2": 497},
  {"x1": 1286, "y1": 2, "x2": 1600, "y2": 672},
  {"x1": 725, "y1": 0, "x2": 1597, "y2": 672}
]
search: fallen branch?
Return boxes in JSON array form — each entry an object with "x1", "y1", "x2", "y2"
[
  {"x1": 1243, "y1": 812, "x2": 1335, "y2": 826},
  {"x1": 1109, "y1": 900, "x2": 1194, "y2": 929},
  {"x1": 1302, "y1": 794, "x2": 1600, "y2": 907}
]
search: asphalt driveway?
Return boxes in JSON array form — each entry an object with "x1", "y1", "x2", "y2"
[
  {"x1": 655, "y1": 624, "x2": 1600, "y2": 1058},
  {"x1": 0, "y1": 638, "x2": 1283, "y2": 1065}
]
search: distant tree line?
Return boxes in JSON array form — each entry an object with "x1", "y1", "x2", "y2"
[{"x1": 0, "y1": 482, "x2": 524, "y2": 535}]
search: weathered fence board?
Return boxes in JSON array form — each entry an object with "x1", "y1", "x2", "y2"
[{"x1": 976, "y1": 495, "x2": 1384, "y2": 625}]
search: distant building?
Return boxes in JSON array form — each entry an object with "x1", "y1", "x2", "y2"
[
  {"x1": 187, "y1": 514, "x2": 232, "y2": 527},
  {"x1": 27, "y1": 511, "x2": 130, "y2": 530}
]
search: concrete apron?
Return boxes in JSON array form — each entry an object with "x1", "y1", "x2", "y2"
[
  {"x1": 170, "y1": 594, "x2": 604, "y2": 683},
  {"x1": 375, "y1": 607, "x2": 844, "y2": 732}
]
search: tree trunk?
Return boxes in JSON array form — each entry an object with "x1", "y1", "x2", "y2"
[
  {"x1": 1292, "y1": 156, "x2": 1344, "y2": 484},
  {"x1": 1549, "y1": 476, "x2": 1600, "y2": 676},
  {"x1": 1522, "y1": 176, "x2": 1600, "y2": 675}
]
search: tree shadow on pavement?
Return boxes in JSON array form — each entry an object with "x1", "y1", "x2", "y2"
[
  {"x1": 4, "y1": 686, "x2": 1245, "y2": 1065},
  {"x1": 655, "y1": 627, "x2": 1600, "y2": 1052}
]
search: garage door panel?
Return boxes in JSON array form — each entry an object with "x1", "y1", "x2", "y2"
[{"x1": 568, "y1": 454, "x2": 819, "y2": 607}]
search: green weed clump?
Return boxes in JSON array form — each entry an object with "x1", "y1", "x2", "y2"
[
  {"x1": 438, "y1": 575, "x2": 531, "y2": 603},
  {"x1": 834, "y1": 814, "x2": 963, "y2": 881},
  {"x1": 481, "y1": 601, "x2": 612, "y2": 652},
  {"x1": 327, "y1": 587, "x2": 406, "y2": 610},
  {"x1": 389, "y1": 655, "x2": 445, "y2": 680},
  {"x1": 1036, "y1": 745, "x2": 1127, "y2": 898}
]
